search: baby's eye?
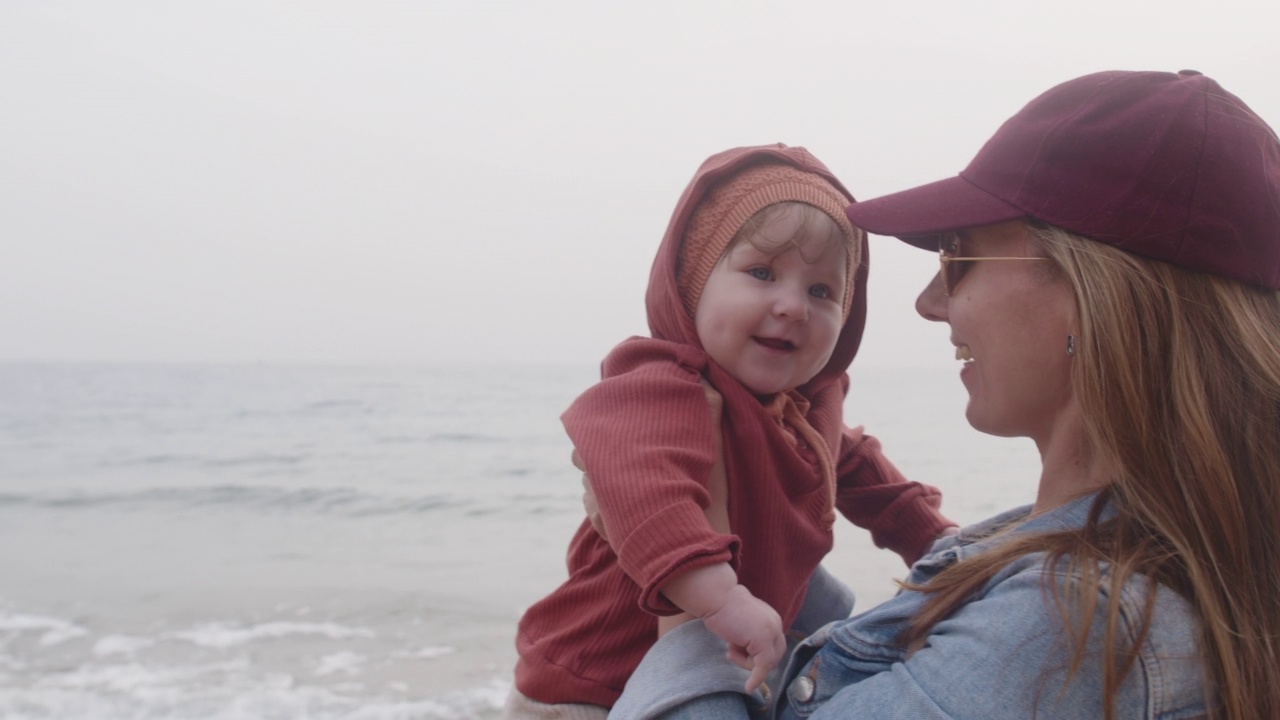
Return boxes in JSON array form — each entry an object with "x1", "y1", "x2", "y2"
[
  {"x1": 809, "y1": 284, "x2": 833, "y2": 299},
  {"x1": 747, "y1": 267, "x2": 772, "y2": 281}
]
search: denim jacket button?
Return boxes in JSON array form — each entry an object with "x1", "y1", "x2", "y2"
[{"x1": 791, "y1": 675, "x2": 815, "y2": 702}]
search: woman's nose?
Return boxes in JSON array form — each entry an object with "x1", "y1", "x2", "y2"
[{"x1": 916, "y1": 272, "x2": 948, "y2": 322}]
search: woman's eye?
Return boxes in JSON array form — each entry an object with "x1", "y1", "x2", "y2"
[
  {"x1": 747, "y1": 267, "x2": 771, "y2": 281},
  {"x1": 809, "y1": 285, "x2": 832, "y2": 299}
]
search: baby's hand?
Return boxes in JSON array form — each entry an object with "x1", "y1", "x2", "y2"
[{"x1": 699, "y1": 584, "x2": 786, "y2": 694}]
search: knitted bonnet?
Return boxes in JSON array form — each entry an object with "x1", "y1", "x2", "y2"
[{"x1": 676, "y1": 162, "x2": 860, "y2": 319}]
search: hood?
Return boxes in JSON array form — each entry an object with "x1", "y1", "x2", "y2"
[{"x1": 645, "y1": 143, "x2": 868, "y2": 394}]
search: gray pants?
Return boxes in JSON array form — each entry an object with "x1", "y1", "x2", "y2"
[{"x1": 500, "y1": 689, "x2": 608, "y2": 720}]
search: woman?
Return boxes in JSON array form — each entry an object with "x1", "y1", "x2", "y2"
[{"x1": 607, "y1": 70, "x2": 1280, "y2": 719}]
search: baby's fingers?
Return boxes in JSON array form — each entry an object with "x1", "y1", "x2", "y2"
[
  {"x1": 723, "y1": 644, "x2": 768, "y2": 692},
  {"x1": 745, "y1": 663, "x2": 771, "y2": 694},
  {"x1": 724, "y1": 644, "x2": 751, "y2": 670},
  {"x1": 742, "y1": 635, "x2": 787, "y2": 693}
]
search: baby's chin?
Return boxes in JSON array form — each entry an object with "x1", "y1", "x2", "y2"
[
  {"x1": 713, "y1": 350, "x2": 833, "y2": 397},
  {"x1": 737, "y1": 375, "x2": 814, "y2": 398}
]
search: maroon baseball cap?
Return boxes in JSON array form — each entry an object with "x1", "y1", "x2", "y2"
[{"x1": 846, "y1": 70, "x2": 1280, "y2": 289}]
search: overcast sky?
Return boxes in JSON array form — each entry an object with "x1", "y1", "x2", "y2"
[{"x1": 3, "y1": 1, "x2": 1277, "y2": 369}]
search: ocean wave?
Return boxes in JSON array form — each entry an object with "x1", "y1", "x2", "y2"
[
  {"x1": 0, "y1": 486, "x2": 480, "y2": 517},
  {"x1": 0, "y1": 604, "x2": 508, "y2": 720},
  {"x1": 103, "y1": 452, "x2": 311, "y2": 469},
  {"x1": 425, "y1": 432, "x2": 503, "y2": 444},
  {"x1": 92, "y1": 635, "x2": 156, "y2": 657},
  {"x1": 172, "y1": 621, "x2": 374, "y2": 649},
  {"x1": 0, "y1": 675, "x2": 509, "y2": 720},
  {"x1": 393, "y1": 646, "x2": 455, "y2": 660},
  {"x1": 0, "y1": 612, "x2": 89, "y2": 647}
]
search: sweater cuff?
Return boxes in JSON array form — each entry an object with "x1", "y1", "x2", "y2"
[
  {"x1": 889, "y1": 501, "x2": 953, "y2": 565},
  {"x1": 616, "y1": 501, "x2": 740, "y2": 615}
]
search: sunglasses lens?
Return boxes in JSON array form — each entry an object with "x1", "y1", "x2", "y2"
[
  {"x1": 945, "y1": 259, "x2": 971, "y2": 294},
  {"x1": 940, "y1": 236, "x2": 969, "y2": 294}
]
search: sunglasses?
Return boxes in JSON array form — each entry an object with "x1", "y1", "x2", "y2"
[{"x1": 938, "y1": 234, "x2": 1049, "y2": 295}]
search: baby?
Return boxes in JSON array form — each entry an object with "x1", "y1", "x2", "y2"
[{"x1": 505, "y1": 144, "x2": 953, "y2": 718}]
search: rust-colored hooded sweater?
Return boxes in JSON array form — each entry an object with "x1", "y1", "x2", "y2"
[{"x1": 514, "y1": 144, "x2": 949, "y2": 707}]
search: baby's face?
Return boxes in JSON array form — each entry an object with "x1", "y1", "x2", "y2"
[{"x1": 694, "y1": 215, "x2": 848, "y2": 396}]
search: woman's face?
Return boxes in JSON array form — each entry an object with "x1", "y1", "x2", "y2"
[{"x1": 915, "y1": 221, "x2": 1077, "y2": 444}]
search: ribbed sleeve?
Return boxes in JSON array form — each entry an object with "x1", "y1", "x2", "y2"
[
  {"x1": 835, "y1": 427, "x2": 950, "y2": 565},
  {"x1": 561, "y1": 339, "x2": 740, "y2": 611}
]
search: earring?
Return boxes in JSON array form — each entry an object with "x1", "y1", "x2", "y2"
[{"x1": 1066, "y1": 334, "x2": 1075, "y2": 357}]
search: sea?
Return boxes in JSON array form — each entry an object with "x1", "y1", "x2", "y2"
[{"x1": 0, "y1": 362, "x2": 1040, "y2": 719}]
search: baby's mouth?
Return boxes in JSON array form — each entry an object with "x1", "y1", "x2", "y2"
[{"x1": 754, "y1": 337, "x2": 796, "y2": 351}]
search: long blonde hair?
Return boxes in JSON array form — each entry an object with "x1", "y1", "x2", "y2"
[{"x1": 902, "y1": 224, "x2": 1280, "y2": 719}]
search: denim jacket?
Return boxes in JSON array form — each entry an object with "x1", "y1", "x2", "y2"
[{"x1": 609, "y1": 494, "x2": 1209, "y2": 719}]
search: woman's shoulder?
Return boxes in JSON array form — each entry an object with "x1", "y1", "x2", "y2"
[
  {"x1": 993, "y1": 548, "x2": 1202, "y2": 643},
  {"x1": 831, "y1": 497, "x2": 1207, "y2": 716},
  {"x1": 993, "y1": 550, "x2": 1207, "y2": 717},
  {"x1": 967, "y1": 498, "x2": 1203, "y2": 692},
  {"x1": 813, "y1": 545, "x2": 1206, "y2": 718}
]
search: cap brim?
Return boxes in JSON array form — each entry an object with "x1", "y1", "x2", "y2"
[{"x1": 845, "y1": 175, "x2": 1027, "y2": 250}]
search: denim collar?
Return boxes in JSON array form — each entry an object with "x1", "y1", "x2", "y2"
[{"x1": 916, "y1": 492, "x2": 1105, "y2": 575}]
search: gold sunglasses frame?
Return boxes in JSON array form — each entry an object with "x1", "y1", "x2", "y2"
[{"x1": 938, "y1": 244, "x2": 1049, "y2": 296}]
